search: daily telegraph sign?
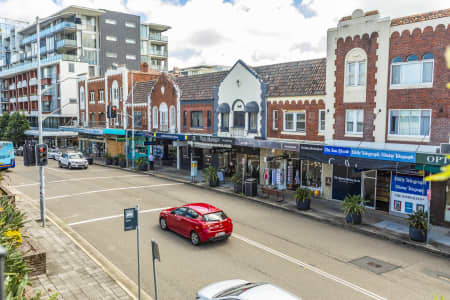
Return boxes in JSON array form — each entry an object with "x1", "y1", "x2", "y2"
[
  {"x1": 323, "y1": 146, "x2": 416, "y2": 163},
  {"x1": 390, "y1": 174, "x2": 429, "y2": 216}
]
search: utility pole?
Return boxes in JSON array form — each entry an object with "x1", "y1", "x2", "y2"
[
  {"x1": 131, "y1": 72, "x2": 135, "y2": 169},
  {"x1": 36, "y1": 16, "x2": 46, "y2": 227}
]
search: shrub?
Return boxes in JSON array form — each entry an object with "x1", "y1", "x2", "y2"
[
  {"x1": 341, "y1": 194, "x2": 367, "y2": 215},
  {"x1": 295, "y1": 188, "x2": 312, "y2": 203},
  {"x1": 408, "y1": 210, "x2": 428, "y2": 231}
]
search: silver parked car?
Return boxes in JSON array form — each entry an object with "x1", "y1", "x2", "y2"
[
  {"x1": 58, "y1": 152, "x2": 88, "y2": 169},
  {"x1": 196, "y1": 280, "x2": 302, "y2": 300}
]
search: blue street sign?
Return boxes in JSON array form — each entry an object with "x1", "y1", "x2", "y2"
[{"x1": 124, "y1": 208, "x2": 137, "y2": 231}]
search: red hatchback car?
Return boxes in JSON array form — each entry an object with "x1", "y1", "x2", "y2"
[{"x1": 159, "y1": 203, "x2": 233, "y2": 245}]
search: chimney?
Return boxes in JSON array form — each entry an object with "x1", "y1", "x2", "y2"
[{"x1": 140, "y1": 62, "x2": 149, "y2": 73}]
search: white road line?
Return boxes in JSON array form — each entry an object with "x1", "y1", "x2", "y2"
[
  {"x1": 68, "y1": 207, "x2": 171, "y2": 226},
  {"x1": 233, "y1": 233, "x2": 387, "y2": 300},
  {"x1": 44, "y1": 183, "x2": 183, "y2": 200},
  {"x1": 46, "y1": 167, "x2": 67, "y2": 173},
  {"x1": 12, "y1": 174, "x2": 147, "y2": 188}
]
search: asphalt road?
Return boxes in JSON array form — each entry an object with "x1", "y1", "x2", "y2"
[{"x1": 6, "y1": 158, "x2": 450, "y2": 300}]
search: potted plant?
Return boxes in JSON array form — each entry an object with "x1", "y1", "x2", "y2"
[
  {"x1": 295, "y1": 188, "x2": 313, "y2": 210},
  {"x1": 408, "y1": 210, "x2": 428, "y2": 242},
  {"x1": 105, "y1": 153, "x2": 113, "y2": 165},
  {"x1": 117, "y1": 153, "x2": 126, "y2": 168},
  {"x1": 136, "y1": 157, "x2": 148, "y2": 171},
  {"x1": 231, "y1": 172, "x2": 242, "y2": 193},
  {"x1": 341, "y1": 194, "x2": 366, "y2": 225},
  {"x1": 204, "y1": 166, "x2": 219, "y2": 187},
  {"x1": 112, "y1": 155, "x2": 119, "y2": 166}
]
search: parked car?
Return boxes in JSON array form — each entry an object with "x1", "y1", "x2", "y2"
[
  {"x1": 159, "y1": 203, "x2": 232, "y2": 246},
  {"x1": 196, "y1": 280, "x2": 302, "y2": 300},
  {"x1": 14, "y1": 146, "x2": 23, "y2": 156},
  {"x1": 54, "y1": 151, "x2": 62, "y2": 161},
  {"x1": 58, "y1": 152, "x2": 88, "y2": 169},
  {"x1": 47, "y1": 149, "x2": 59, "y2": 160}
]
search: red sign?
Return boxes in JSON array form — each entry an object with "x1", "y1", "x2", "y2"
[
  {"x1": 241, "y1": 157, "x2": 246, "y2": 165},
  {"x1": 427, "y1": 189, "x2": 431, "y2": 201}
]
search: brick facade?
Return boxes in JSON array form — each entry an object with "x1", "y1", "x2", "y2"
[
  {"x1": 147, "y1": 73, "x2": 178, "y2": 132},
  {"x1": 267, "y1": 99, "x2": 325, "y2": 141},
  {"x1": 387, "y1": 24, "x2": 450, "y2": 145},
  {"x1": 333, "y1": 33, "x2": 379, "y2": 141},
  {"x1": 180, "y1": 102, "x2": 213, "y2": 134}
]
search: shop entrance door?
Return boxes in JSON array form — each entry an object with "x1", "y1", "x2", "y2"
[{"x1": 362, "y1": 170, "x2": 377, "y2": 209}]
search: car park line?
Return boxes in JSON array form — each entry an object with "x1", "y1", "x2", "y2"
[
  {"x1": 41, "y1": 183, "x2": 184, "y2": 200},
  {"x1": 68, "y1": 207, "x2": 171, "y2": 226},
  {"x1": 12, "y1": 174, "x2": 147, "y2": 188},
  {"x1": 232, "y1": 233, "x2": 387, "y2": 300}
]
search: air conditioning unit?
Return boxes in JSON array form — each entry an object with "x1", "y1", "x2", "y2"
[{"x1": 440, "y1": 143, "x2": 450, "y2": 154}]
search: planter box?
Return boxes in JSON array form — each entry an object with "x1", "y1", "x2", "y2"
[
  {"x1": 345, "y1": 212, "x2": 362, "y2": 225},
  {"x1": 119, "y1": 161, "x2": 127, "y2": 168},
  {"x1": 409, "y1": 226, "x2": 427, "y2": 243},
  {"x1": 20, "y1": 236, "x2": 46, "y2": 276},
  {"x1": 233, "y1": 183, "x2": 242, "y2": 193},
  {"x1": 209, "y1": 179, "x2": 219, "y2": 187},
  {"x1": 138, "y1": 164, "x2": 148, "y2": 171},
  {"x1": 112, "y1": 157, "x2": 119, "y2": 165},
  {"x1": 105, "y1": 158, "x2": 113, "y2": 165},
  {"x1": 296, "y1": 199, "x2": 311, "y2": 210}
]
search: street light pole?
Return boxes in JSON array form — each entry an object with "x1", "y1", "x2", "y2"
[
  {"x1": 36, "y1": 16, "x2": 46, "y2": 227},
  {"x1": 131, "y1": 73, "x2": 135, "y2": 169}
]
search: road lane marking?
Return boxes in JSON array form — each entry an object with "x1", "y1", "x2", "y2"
[
  {"x1": 68, "y1": 207, "x2": 171, "y2": 226},
  {"x1": 46, "y1": 167, "x2": 67, "y2": 173},
  {"x1": 12, "y1": 174, "x2": 148, "y2": 188},
  {"x1": 43, "y1": 183, "x2": 183, "y2": 200},
  {"x1": 233, "y1": 233, "x2": 387, "y2": 300}
]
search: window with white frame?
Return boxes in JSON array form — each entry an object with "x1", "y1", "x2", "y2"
[
  {"x1": 160, "y1": 102, "x2": 168, "y2": 130},
  {"x1": 106, "y1": 52, "x2": 117, "y2": 58},
  {"x1": 346, "y1": 61, "x2": 366, "y2": 86},
  {"x1": 283, "y1": 111, "x2": 305, "y2": 132},
  {"x1": 106, "y1": 36, "x2": 117, "y2": 42},
  {"x1": 249, "y1": 112, "x2": 257, "y2": 131},
  {"x1": 273, "y1": 110, "x2": 278, "y2": 130},
  {"x1": 221, "y1": 112, "x2": 229, "y2": 130},
  {"x1": 152, "y1": 106, "x2": 158, "y2": 128},
  {"x1": 89, "y1": 91, "x2": 95, "y2": 104},
  {"x1": 391, "y1": 54, "x2": 434, "y2": 86},
  {"x1": 112, "y1": 81, "x2": 119, "y2": 106},
  {"x1": 105, "y1": 19, "x2": 116, "y2": 25},
  {"x1": 169, "y1": 105, "x2": 176, "y2": 130},
  {"x1": 79, "y1": 86, "x2": 85, "y2": 110},
  {"x1": 99, "y1": 90, "x2": 104, "y2": 103},
  {"x1": 345, "y1": 110, "x2": 364, "y2": 134},
  {"x1": 125, "y1": 22, "x2": 136, "y2": 28},
  {"x1": 125, "y1": 39, "x2": 136, "y2": 44},
  {"x1": 191, "y1": 111, "x2": 203, "y2": 128},
  {"x1": 319, "y1": 110, "x2": 325, "y2": 132},
  {"x1": 389, "y1": 109, "x2": 431, "y2": 137},
  {"x1": 134, "y1": 111, "x2": 142, "y2": 127},
  {"x1": 126, "y1": 54, "x2": 136, "y2": 60}
]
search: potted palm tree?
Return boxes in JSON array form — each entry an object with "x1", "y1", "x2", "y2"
[
  {"x1": 231, "y1": 171, "x2": 242, "y2": 193},
  {"x1": 136, "y1": 157, "x2": 148, "y2": 171},
  {"x1": 204, "y1": 166, "x2": 219, "y2": 187},
  {"x1": 117, "y1": 153, "x2": 126, "y2": 168},
  {"x1": 105, "y1": 152, "x2": 113, "y2": 165},
  {"x1": 341, "y1": 194, "x2": 367, "y2": 225},
  {"x1": 295, "y1": 188, "x2": 313, "y2": 210},
  {"x1": 112, "y1": 155, "x2": 119, "y2": 166},
  {"x1": 408, "y1": 210, "x2": 428, "y2": 242}
]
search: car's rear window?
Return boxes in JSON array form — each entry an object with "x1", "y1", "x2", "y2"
[
  {"x1": 214, "y1": 282, "x2": 265, "y2": 297},
  {"x1": 202, "y1": 211, "x2": 227, "y2": 222}
]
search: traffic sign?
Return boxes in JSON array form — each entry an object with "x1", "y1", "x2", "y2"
[{"x1": 124, "y1": 208, "x2": 137, "y2": 231}]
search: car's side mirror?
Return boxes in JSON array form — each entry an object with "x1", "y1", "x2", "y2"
[{"x1": 170, "y1": 210, "x2": 176, "y2": 215}]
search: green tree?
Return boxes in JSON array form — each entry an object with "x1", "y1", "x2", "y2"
[
  {"x1": 0, "y1": 112, "x2": 10, "y2": 137},
  {"x1": 3, "y1": 112, "x2": 30, "y2": 147}
]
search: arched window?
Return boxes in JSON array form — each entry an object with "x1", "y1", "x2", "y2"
[
  {"x1": 112, "y1": 80, "x2": 119, "y2": 106},
  {"x1": 423, "y1": 53, "x2": 434, "y2": 60},
  {"x1": 232, "y1": 99, "x2": 245, "y2": 128},
  {"x1": 79, "y1": 86, "x2": 85, "y2": 110},
  {"x1": 152, "y1": 106, "x2": 158, "y2": 128},
  {"x1": 169, "y1": 105, "x2": 176, "y2": 130},
  {"x1": 406, "y1": 55, "x2": 418, "y2": 61},
  {"x1": 160, "y1": 102, "x2": 168, "y2": 131},
  {"x1": 392, "y1": 56, "x2": 403, "y2": 63},
  {"x1": 345, "y1": 48, "x2": 367, "y2": 87}
]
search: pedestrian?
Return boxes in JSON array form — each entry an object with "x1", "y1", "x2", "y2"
[{"x1": 149, "y1": 153, "x2": 154, "y2": 170}]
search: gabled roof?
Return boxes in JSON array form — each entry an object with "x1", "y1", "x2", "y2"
[
  {"x1": 253, "y1": 58, "x2": 326, "y2": 97},
  {"x1": 174, "y1": 71, "x2": 228, "y2": 101},
  {"x1": 131, "y1": 80, "x2": 157, "y2": 104}
]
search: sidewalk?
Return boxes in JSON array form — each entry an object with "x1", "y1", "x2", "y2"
[
  {"x1": 14, "y1": 192, "x2": 133, "y2": 300},
  {"x1": 99, "y1": 162, "x2": 450, "y2": 258}
]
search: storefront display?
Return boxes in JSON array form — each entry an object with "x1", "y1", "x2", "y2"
[
  {"x1": 332, "y1": 165, "x2": 361, "y2": 200},
  {"x1": 301, "y1": 160, "x2": 322, "y2": 190},
  {"x1": 390, "y1": 174, "x2": 429, "y2": 217}
]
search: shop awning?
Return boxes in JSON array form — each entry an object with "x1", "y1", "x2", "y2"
[
  {"x1": 244, "y1": 101, "x2": 259, "y2": 113},
  {"x1": 216, "y1": 103, "x2": 230, "y2": 113}
]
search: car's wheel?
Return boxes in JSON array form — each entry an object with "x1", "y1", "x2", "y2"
[
  {"x1": 160, "y1": 218, "x2": 167, "y2": 230},
  {"x1": 190, "y1": 231, "x2": 201, "y2": 246},
  {"x1": 58, "y1": 161, "x2": 62, "y2": 168},
  {"x1": 68, "y1": 163, "x2": 72, "y2": 169}
]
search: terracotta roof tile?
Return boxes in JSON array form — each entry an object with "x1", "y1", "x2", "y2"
[
  {"x1": 174, "y1": 71, "x2": 228, "y2": 101},
  {"x1": 391, "y1": 9, "x2": 450, "y2": 26}
]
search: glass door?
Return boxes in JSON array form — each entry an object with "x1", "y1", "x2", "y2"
[{"x1": 362, "y1": 170, "x2": 377, "y2": 209}]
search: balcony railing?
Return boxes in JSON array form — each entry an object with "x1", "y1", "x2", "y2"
[
  {"x1": 40, "y1": 47, "x2": 46, "y2": 55},
  {"x1": 17, "y1": 81, "x2": 22, "y2": 88},
  {"x1": 10, "y1": 97, "x2": 16, "y2": 103},
  {"x1": 62, "y1": 54, "x2": 78, "y2": 62},
  {"x1": 149, "y1": 64, "x2": 168, "y2": 72},
  {"x1": 150, "y1": 49, "x2": 168, "y2": 57},
  {"x1": 18, "y1": 97, "x2": 28, "y2": 103},
  {"x1": 56, "y1": 39, "x2": 77, "y2": 49},
  {"x1": 9, "y1": 83, "x2": 15, "y2": 90},
  {"x1": 22, "y1": 80, "x2": 27, "y2": 87},
  {"x1": 30, "y1": 95, "x2": 37, "y2": 101},
  {"x1": 149, "y1": 33, "x2": 168, "y2": 42},
  {"x1": 21, "y1": 22, "x2": 76, "y2": 45},
  {"x1": 0, "y1": 55, "x2": 62, "y2": 77},
  {"x1": 230, "y1": 127, "x2": 245, "y2": 137},
  {"x1": 29, "y1": 78, "x2": 37, "y2": 86}
]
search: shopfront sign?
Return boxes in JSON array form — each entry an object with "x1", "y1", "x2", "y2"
[
  {"x1": 390, "y1": 174, "x2": 429, "y2": 216},
  {"x1": 323, "y1": 146, "x2": 416, "y2": 163},
  {"x1": 331, "y1": 165, "x2": 361, "y2": 200},
  {"x1": 151, "y1": 133, "x2": 189, "y2": 141},
  {"x1": 281, "y1": 143, "x2": 299, "y2": 152},
  {"x1": 416, "y1": 153, "x2": 449, "y2": 166},
  {"x1": 192, "y1": 135, "x2": 234, "y2": 145},
  {"x1": 103, "y1": 128, "x2": 125, "y2": 136}
]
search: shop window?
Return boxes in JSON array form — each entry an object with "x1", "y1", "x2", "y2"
[
  {"x1": 191, "y1": 111, "x2": 203, "y2": 128},
  {"x1": 283, "y1": 111, "x2": 305, "y2": 132},
  {"x1": 249, "y1": 112, "x2": 257, "y2": 132},
  {"x1": 391, "y1": 54, "x2": 433, "y2": 86},
  {"x1": 152, "y1": 106, "x2": 158, "y2": 128},
  {"x1": 345, "y1": 109, "x2": 363, "y2": 134},
  {"x1": 273, "y1": 110, "x2": 278, "y2": 130},
  {"x1": 389, "y1": 109, "x2": 430, "y2": 137},
  {"x1": 221, "y1": 112, "x2": 229, "y2": 131},
  {"x1": 207, "y1": 111, "x2": 212, "y2": 128},
  {"x1": 301, "y1": 160, "x2": 322, "y2": 188},
  {"x1": 319, "y1": 110, "x2": 325, "y2": 133},
  {"x1": 233, "y1": 111, "x2": 245, "y2": 128}
]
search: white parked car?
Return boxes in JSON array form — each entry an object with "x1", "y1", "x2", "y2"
[
  {"x1": 47, "y1": 149, "x2": 60, "y2": 160},
  {"x1": 58, "y1": 152, "x2": 88, "y2": 169},
  {"x1": 196, "y1": 280, "x2": 302, "y2": 300}
]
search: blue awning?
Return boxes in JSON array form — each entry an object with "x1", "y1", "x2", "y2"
[
  {"x1": 216, "y1": 103, "x2": 230, "y2": 113},
  {"x1": 244, "y1": 101, "x2": 259, "y2": 113}
]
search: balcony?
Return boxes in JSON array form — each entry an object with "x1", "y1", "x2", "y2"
[
  {"x1": 22, "y1": 80, "x2": 27, "y2": 87},
  {"x1": 29, "y1": 78, "x2": 37, "y2": 86},
  {"x1": 30, "y1": 95, "x2": 37, "y2": 101},
  {"x1": 62, "y1": 54, "x2": 78, "y2": 62},
  {"x1": 40, "y1": 47, "x2": 47, "y2": 55},
  {"x1": 9, "y1": 83, "x2": 15, "y2": 90},
  {"x1": 149, "y1": 33, "x2": 168, "y2": 42},
  {"x1": 56, "y1": 39, "x2": 77, "y2": 52},
  {"x1": 230, "y1": 127, "x2": 245, "y2": 137},
  {"x1": 18, "y1": 97, "x2": 28, "y2": 103},
  {"x1": 0, "y1": 55, "x2": 62, "y2": 78},
  {"x1": 17, "y1": 81, "x2": 22, "y2": 88},
  {"x1": 149, "y1": 64, "x2": 168, "y2": 72},
  {"x1": 10, "y1": 97, "x2": 16, "y2": 103},
  {"x1": 1, "y1": 97, "x2": 9, "y2": 103},
  {"x1": 20, "y1": 22, "x2": 76, "y2": 46},
  {"x1": 150, "y1": 49, "x2": 168, "y2": 57}
]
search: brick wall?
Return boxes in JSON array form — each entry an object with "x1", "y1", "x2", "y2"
[
  {"x1": 267, "y1": 99, "x2": 325, "y2": 141},
  {"x1": 333, "y1": 33, "x2": 379, "y2": 141},
  {"x1": 180, "y1": 102, "x2": 213, "y2": 134},
  {"x1": 148, "y1": 73, "x2": 178, "y2": 131},
  {"x1": 387, "y1": 25, "x2": 450, "y2": 145}
]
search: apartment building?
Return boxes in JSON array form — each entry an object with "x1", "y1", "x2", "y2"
[
  {"x1": 140, "y1": 23, "x2": 170, "y2": 72},
  {"x1": 170, "y1": 65, "x2": 230, "y2": 77}
]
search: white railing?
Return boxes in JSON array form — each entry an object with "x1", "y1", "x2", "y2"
[
  {"x1": 18, "y1": 97, "x2": 28, "y2": 103},
  {"x1": 9, "y1": 83, "x2": 15, "y2": 90},
  {"x1": 17, "y1": 81, "x2": 22, "y2": 88},
  {"x1": 30, "y1": 95, "x2": 37, "y2": 101},
  {"x1": 230, "y1": 127, "x2": 245, "y2": 137},
  {"x1": 10, "y1": 97, "x2": 16, "y2": 103},
  {"x1": 29, "y1": 78, "x2": 37, "y2": 86},
  {"x1": 22, "y1": 80, "x2": 27, "y2": 87}
]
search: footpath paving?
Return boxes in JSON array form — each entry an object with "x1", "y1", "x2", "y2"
[
  {"x1": 13, "y1": 190, "x2": 133, "y2": 300},
  {"x1": 98, "y1": 161, "x2": 450, "y2": 258}
]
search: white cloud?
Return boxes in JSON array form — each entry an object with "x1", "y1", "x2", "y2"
[{"x1": 1, "y1": 0, "x2": 448, "y2": 69}]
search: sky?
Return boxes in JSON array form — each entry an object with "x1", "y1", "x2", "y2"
[{"x1": 0, "y1": 0, "x2": 448, "y2": 69}]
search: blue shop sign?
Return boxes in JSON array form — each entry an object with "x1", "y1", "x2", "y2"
[
  {"x1": 323, "y1": 146, "x2": 415, "y2": 163},
  {"x1": 103, "y1": 128, "x2": 126, "y2": 136},
  {"x1": 152, "y1": 133, "x2": 189, "y2": 141},
  {"x1": 391, "y1": 174, "x2": 429, "y2": 196}
]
